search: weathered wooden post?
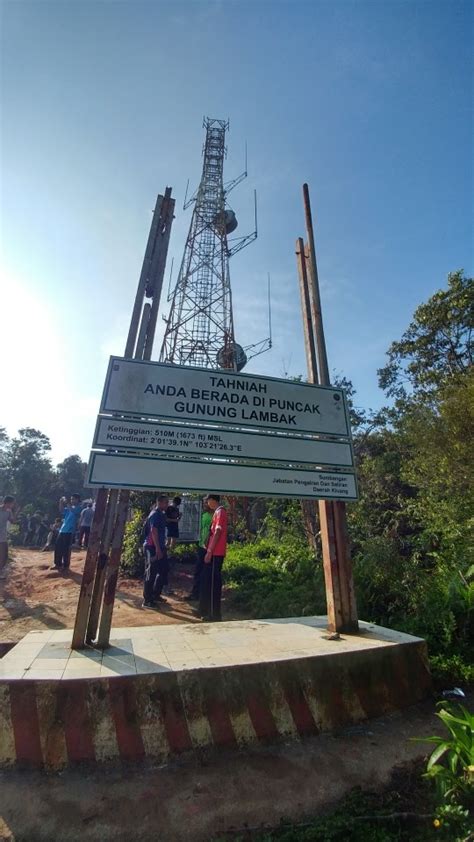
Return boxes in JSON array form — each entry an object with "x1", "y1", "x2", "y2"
[
  {"x1": 72, "y1": 188, "x2": 175, "y2": 649},
  {"x1": 297, "y1": 184, "x2": 358, "y2": 633}
]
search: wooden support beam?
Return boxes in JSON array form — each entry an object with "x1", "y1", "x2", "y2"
[
  {"x1": 71, "y1": 188, "x2": 175, "y2": 650},
  {"x1": 86, "y1": 489, "x2": 118, "y2": 643},
  {"x1": 96, "y1": 491, "x2": 130, "y2": 647},
  {"x1": 298, "y1": 185, "x2": 359, "y2": 634},
  {"x1": 71, "y1": 487, "x2": 108, "y2": 649}
]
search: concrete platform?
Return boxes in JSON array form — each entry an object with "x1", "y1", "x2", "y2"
[{"x1": 0, "y1": 617, "x2": 432, "y2": 769}]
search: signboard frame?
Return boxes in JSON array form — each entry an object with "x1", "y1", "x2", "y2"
[
  {"x1": 86, "y1": 451, "x2": 359, "y2": 501},
  {"x1": 99, "y1": 356, "x2": 352, "y2": 438}
]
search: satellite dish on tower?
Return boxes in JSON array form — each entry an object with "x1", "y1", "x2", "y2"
[
  {"x1": 216, "y1": 342, "x2": 247, "y2": 372},
  {"x1": 213, "y1": 209, "x2": 238, "y2": 235}
]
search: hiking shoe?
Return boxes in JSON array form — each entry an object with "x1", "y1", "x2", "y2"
[{"x1": 142, "y1": 601, "x2": 157, "y2": 609}]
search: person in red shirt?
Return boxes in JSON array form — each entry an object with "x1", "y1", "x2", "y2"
[{"x1": 199, "y1": 494, "x2": 228, "y2": 622}]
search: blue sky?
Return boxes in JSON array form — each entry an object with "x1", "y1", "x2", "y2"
[{"x1": 1, "y1": 0, "x2": 472, "y2": 462}]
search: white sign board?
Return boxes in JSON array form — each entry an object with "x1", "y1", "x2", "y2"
[
  {"x1": 87, "y1": 452, "x2": 358, "y2": 501},
  {"x1": 93, "y1": 417, "x2": 354, "y2": 468},
  {"x1": 100, "y1": 357, "x2": 350, "y2": 437}
]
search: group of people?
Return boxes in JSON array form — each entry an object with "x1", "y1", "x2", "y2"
[
  {"x1": 52, "y1": 496, "x2": 95, "y2": 569},
  {"x1": 0, "y1": 493, "x2": 95, "y2": 575},
  {"x1": 2, "y1": 489, "x2": 228, "y2": 621},
  {"x1": 142, "y1": 493, "x2": 227, "y2": 622}
]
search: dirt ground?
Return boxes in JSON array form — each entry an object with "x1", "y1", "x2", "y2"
[
  {"x1": 0, "y1": 697, "x2": 455, "y2": 842},
  {"x1": 1, "y1": 549, "x2": 470, "y2": 841},
  {"x1": 0, "y1": 547, "x2": 201, "y2": 645}
]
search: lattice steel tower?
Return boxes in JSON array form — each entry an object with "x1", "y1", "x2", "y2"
[{"x1": 160, "y1": 117, "x2": 266, "y2": 371}]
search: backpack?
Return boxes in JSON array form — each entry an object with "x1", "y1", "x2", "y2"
[{"x1": 140, "y1": 514, "x2": 151, "y2": 544}]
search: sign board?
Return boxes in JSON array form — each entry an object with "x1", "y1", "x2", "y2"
[
  {"x1": 87, "y1": 452, "x2": 358, "y2": 501},
  {"x1": 100, "y1": 357, "x2": 350, "y2": 437},
  {"x1": 93, "y1": 416, "x2": 354, "y2": 468}
]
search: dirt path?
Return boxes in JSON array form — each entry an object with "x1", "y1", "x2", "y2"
[{"x1": 0, "y1": 547, "x2": 201, "y2": 644}]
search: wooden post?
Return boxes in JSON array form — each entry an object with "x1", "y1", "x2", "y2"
[
  {"x1": 85, "y1": 490, "x2": 118, "y2": 643},
  {"x1": 298, "y1": 185, "x2": 358, "y2": 634},
  {"x1": 71, "y1": 188, "x2": 175, "y2": 649},
  {"x1": 93, "y1": 190, "x2": 175, "y2": 647},
  {"x1": 96, "y1": 491, "x2": 130, "y2": 647},
  {"x1": 296, "y1": 238, "x2": 318, "y2": 384},
  {"x1": 71, "y1": 487, "x2": 109, "y2": 648}
]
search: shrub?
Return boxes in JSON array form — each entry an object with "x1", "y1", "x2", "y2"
[
  {"x1": 121, "y1": 510, "x2": 144, "y2": 577},
  {"x1": 224, "y1": 537, "x2": 326, "y2": 619}
]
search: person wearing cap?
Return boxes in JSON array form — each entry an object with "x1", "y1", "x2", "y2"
[{"x1": 198, "y1": 494, "x2": 228, "y2": 622}]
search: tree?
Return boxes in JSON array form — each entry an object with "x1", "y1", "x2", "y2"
[
  {"x1": 1, "y1": 428, "x2": 54, "y2": 510},
  {"x1": 54, "y1": 455, "x2": 87, "y2": 499},
  {"x1": 378, "y1": 271, "x2": 473, "y2": 402}
]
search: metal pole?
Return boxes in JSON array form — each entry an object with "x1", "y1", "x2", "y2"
[{"x1": 300, "y1": 184, "x2": 358, "y2": 634}]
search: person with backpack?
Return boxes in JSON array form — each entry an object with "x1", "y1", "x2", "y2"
[
  {"x1": 185, "y1": 498, "x2": 212, "y2": 601},
  {"x1": 142, "y1": 494, "x2": 169, "y2": 609}
]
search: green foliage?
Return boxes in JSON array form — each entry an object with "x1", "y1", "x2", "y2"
[
  {"x1": 419, "y1": 703, "x2": 474, "y2": 803},
  {"x1": 378, "y1": 270, "x2": 473, "y2": 401},
  {"x1": 429, "y1": 655, "x2": 474, "y2": 688},
  {"x1": 169, "y1": 543, "x2": 198, "y2": 564},
  {"x1": 434, "y1": 802, "x2": 472, "y2": 839},
  {"x1": 121, "y1": 510, "x2": 145, "y2": 577},
  {"x1": 0, "y1": 427, "x2": 87, "y2": 518},
  {"x1": 224, "y1": 537, "x2": 326, "y2": 619}
]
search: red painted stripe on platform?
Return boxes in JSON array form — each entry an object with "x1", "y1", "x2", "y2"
[
  {"x1": 109, "y1": 678, "x2": 145, "y2": 760},
  {"x1": 241, "y1": 668, "x2": 279, "y2": 741},
  {"x1": 277, "y1": 662, "x2": 318, "y2": 736},
  {"x1": 201, "y1": 673, "x2": 237, "y2": 748},
  {"x1": 206, "y1": 697, "x2": 237, "y2": 746},
  {"x1": 62, "y1": 682, "x2": 95, "y2": 763},
  {"x1": 247, "y1": 694, "x2": 279, "y2": 741},
  {"x1": 159, "y1": 676, "x2": 193, "y2": 754},
  {"x1": 9, "y1": 682, "x2": 43, "y2": 767}
]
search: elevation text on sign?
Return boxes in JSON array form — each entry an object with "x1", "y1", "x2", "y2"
[{"x1": 93, "y1": 417, "x2": 354, "y2": 468}]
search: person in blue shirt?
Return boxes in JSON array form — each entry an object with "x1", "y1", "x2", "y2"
[
  {"x1": 143, "y1": 494, "x2": 169, "y2": 609},
  {"x1": 52, "y1": 494, "x2": 82, "y2": 571}
]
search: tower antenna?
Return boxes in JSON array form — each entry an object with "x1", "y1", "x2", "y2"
[{"x1": 160, "y1": 117, "x2": 258, "y2": 372}]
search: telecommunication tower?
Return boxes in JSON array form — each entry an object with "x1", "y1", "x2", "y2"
[{"x1": 160, "y1": 117, "x2": 270, "y2": 371}]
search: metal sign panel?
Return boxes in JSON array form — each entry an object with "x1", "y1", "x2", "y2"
[
  {"x1": 93, "y1": 417, "x2": 354, "y2": 468},
  {"x1": 178, "y1": 498, "x2": 201, "y2": 542},
  {"x1": 100, "y1": 357, "x2": 350, "y2": 437},
  {"x1": 86, "y1": 452, "x2": 358, "y2": 501}
]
